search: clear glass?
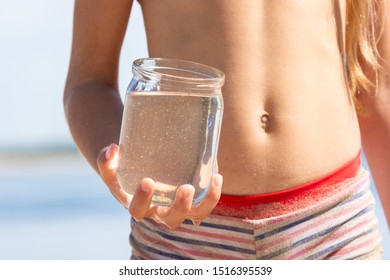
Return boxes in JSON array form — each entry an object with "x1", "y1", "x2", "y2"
[{"x1": 117, "y1": 58, "x2": 225, "y2": 206}]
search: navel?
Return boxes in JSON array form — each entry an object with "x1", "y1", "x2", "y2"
[{"x1": 260, "y1": 113, "x2": 270, "y2": 131}]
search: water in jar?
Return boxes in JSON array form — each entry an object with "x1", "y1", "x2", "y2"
[{"x1": 117, "y1": 91, "x2": 223, "y2": 206}]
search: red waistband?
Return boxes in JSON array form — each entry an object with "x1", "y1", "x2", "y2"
[{"x1": 217, "y1": 151, "x2": 361, "y2": 207}]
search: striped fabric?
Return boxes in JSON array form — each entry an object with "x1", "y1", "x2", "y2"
[{"x1": 129, "y1": 166, "x2": 382, "y2": 260}]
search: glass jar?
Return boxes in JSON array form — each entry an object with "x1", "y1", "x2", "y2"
[{"x1": 117, "y1": 58, "x2": 225, "y2": 206}]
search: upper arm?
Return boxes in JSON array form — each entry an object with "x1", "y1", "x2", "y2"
[
  {"x1": 65, "y1": 0, "x2": 133, "y2": 91},
  {"x1": 357, "y1": 1, "x2": 390, "y2": 227}
]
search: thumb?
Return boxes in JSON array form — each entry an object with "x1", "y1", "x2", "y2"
[{"x1": 97, "y1": 143, "x2": 131, "y2": 208}]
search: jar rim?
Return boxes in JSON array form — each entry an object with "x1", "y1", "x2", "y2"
[{"x1": 132, "y1": 58, "x2": 225, "y2": 88}]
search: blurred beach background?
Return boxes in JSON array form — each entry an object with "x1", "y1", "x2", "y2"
[
  {"x1": 0, "y1": 0, "x2": 389, "y2": 260},
  {"x1": 0, "y1": 0, "x2": 147, "y2": 259}
]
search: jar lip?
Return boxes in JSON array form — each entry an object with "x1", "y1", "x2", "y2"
[{"x1": 132, "y1": 58, "x2": 225, "y2": 88}]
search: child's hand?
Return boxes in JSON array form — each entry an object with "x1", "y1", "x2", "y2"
[{"x1": 97, "y1": 143, "x2": 223, "y2": 229}]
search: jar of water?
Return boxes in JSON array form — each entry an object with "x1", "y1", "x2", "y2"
[{"x1": 117, "y1": 58, "x2": 225, "y2": 206}]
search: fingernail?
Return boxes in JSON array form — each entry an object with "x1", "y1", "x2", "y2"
[
  {"x1": 183, "y1": 185, "x2": 194, "y2": 200},
  {"x1": 105, "y1": 144, "x2": 114, "y2": 160},
  {"x1": 214, "y1": 175, "x2": 223, "y2": 189},
  {"x1": 141, "y1": 179, "x2": 153, "y2": 192}
]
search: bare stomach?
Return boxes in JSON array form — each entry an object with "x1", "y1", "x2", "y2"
[
  {"x1": 217, "y1": 87, "x2": 362, "y2": 195},
  {"x1": 139, "y1": 0, "x2": 358, "y2": 196}
]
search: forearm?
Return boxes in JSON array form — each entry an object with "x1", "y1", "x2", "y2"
[
  {"x1": 64, "y1": 80, "x2": 124, "y2": 173},
  {"x1": 359, "y1": 88, "x2": 390, "y2": 227},
  {"x1": 63, "y1": 0, "x2": 133, "y2": 173},
  {"x1": 357, "y1": 0, "x2": 390, "y2": 228}
]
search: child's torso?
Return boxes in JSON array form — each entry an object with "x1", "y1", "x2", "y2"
[{"x1": 138, "y1": 0, "x2": 361, "y2": 195}]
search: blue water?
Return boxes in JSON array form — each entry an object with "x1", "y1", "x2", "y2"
[
  {"x1": 0, "y1": 153, "x2": 131, "y2": 259},
  {"x1": 0, "y1": 152, "x2": 389, "y2": 260}
]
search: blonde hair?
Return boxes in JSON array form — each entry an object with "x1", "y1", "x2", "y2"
[{"x1": 345, "y1": 0, "x2": 383, "y2": 112}]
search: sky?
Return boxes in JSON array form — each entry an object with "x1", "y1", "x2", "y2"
[{"x1": 0, "y1": 0, "x2": 148, "y2": 150}]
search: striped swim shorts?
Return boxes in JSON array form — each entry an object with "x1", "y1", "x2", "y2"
[{"x1": 129, "y1": 153, "x2": 383, "y2": 260}]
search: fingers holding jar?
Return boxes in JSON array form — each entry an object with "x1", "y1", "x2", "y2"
[
  {"x1": 130, "y1": 174, "x2": 223, "y2": 229},
  {"x1": 97, "y1": 143, "x2": 223, "y2": 229}
]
